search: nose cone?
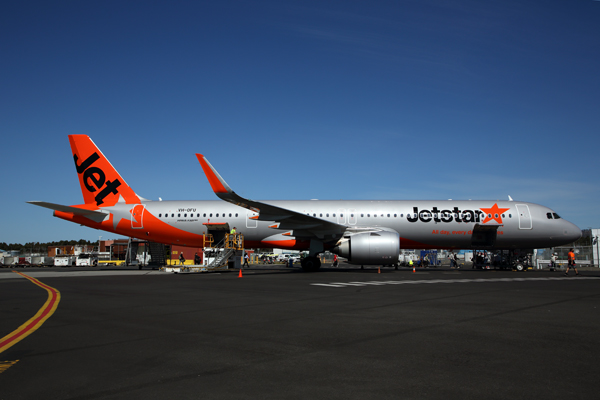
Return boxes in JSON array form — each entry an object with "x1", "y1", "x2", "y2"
[{"x1": 562, "y1": 220, "x2": 582, "y2": 243}]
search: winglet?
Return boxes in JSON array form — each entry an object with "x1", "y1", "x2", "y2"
[
  {"x1": 196, "y1": 154, "x2": 232, "y2": 194},
  {"x1": 196, "y1": 154, "x2": 260, "y2": 212}
]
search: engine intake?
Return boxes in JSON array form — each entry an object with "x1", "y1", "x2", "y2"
[{"x1": 333, "y1": 231, "x2": 400, "y2": 265}]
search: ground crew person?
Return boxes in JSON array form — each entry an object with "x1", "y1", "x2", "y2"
[
  {"x1": 565, "y1": 248, "x2": 579, "y2": 276},
  {"x1": 229, "y1": 227, "x2": 237, "y2": 248}
]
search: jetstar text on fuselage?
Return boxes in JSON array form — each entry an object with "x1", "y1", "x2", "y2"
[{"x1": 406, "y1": 205, "x2": 510, "y2": 224}]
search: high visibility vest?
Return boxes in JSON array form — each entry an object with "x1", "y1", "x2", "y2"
[
  {"x1": 230, "y1": 229, "x2": 236, "y2": 234},
  {"x1": 568, "y1": 251, "x2": 575, "y2": 261}
]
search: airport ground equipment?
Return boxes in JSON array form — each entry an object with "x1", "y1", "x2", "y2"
[
  {"x1": 163, "y1": 233, "x2": 244, "y2": 274},
  {"x1": 76, "y1": 253, "x2": 98, "y2": 266}
]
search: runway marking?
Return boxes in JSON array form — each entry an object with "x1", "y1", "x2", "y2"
[
  {"x1": 311, "y1": 276, "x2": 600, "y2": 288},
  {"x1": 0, "y1": 271, "x2": 61, "y2": 355}
]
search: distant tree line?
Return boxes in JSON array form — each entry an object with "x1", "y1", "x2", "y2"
[{"x1": 0, "y1": 239, "x2": 97, "y2": 252}]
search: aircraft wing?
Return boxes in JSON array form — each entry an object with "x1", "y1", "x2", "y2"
[
  {"x1": 28, "y1": 201, "x2": 109, "y2": 223},
  {"x1": 196, "y1": 154, "x2": 347, "y2": 241}
]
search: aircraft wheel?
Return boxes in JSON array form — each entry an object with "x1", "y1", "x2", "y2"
[{"x1": 301, "y1": 256, "x2": 321, "y2": 272}]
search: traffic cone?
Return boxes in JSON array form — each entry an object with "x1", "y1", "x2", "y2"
[
  {"x1": 412, "y1": 266, "x2": 416, "y2": 273},
  {"x1": 378, "y1": 267, "x2": 381, "y2": 274},
  {"x1": 238, "y1": 269, "x2": 243, "y2": 278}
]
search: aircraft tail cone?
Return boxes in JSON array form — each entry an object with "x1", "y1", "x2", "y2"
[{"x1": 238, "y1": 269, "x2": 242, "y2": 278}]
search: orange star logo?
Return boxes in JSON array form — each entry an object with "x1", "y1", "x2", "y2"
[{"x1": 479, "y1": 203, "x2": 511, "y2": 224}]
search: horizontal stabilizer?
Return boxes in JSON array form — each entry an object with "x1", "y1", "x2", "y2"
[{"x1": 28, "y1": 201, "x2": 109, "y2": 223}]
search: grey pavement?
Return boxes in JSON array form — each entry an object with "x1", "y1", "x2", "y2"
[{"x1": 1, "y1": 265, "x2": 599, "y2": 399}]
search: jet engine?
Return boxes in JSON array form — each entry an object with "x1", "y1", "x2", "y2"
[{"x1": 333, "y1": 231, "x2": 400, "y2": 265}]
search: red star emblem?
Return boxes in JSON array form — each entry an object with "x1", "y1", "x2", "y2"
[{"x1": 479, "y1": 203, "x2": 511, "y2": 224}]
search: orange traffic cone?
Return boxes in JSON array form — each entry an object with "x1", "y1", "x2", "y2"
[
  {"x1": 412, "y1": 266, "x2": 416, "y2": 273},
  {"x1": 378, "y1": 267, "x2": 381, "y2": 274},
  {"x1": 238, "y1": 269, "x2": 243, "y2": 278}
]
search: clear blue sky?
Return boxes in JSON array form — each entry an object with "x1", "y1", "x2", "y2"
[{"x1": 1, "y1": 0, "x2": 599, "y2": 244}]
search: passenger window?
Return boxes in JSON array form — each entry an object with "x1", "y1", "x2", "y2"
[
  {"x1": 367, "y1": 214, "x2": 371, "y2": 217},
  {"x1": 236, "y1": 213, "x2": 238, "y2": 217},
  {"x1": 326, "y1": 213, "x2": 329, "y2": 217},
  {"x1": 203, "y1": 213, "x2": 206, "y2": 217},
  {"x1": 159, "y1": 214, "x2": 162, "y2": 217},
  {"x1": 184, "y1": 214, "x2": 187, "y2": 217},
  {"x1": 229, "y1": 213, "x2": 232, "y2": 217},
  {"x1": 210, "y1": 213, "x2": 212, "y2": 217},
  {"x1": 333, "y1": 213, "x2": 336, "y2": 217},
  {"x1": 171, "y1": 214, "x2": 174, "y2": 217},
  {"x1": 178, "y1": 214, "x2": 181, "y2": 217}
]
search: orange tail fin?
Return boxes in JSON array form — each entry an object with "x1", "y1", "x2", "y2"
[{"x1": 69, "y1": 135, "x2": 140, "y2": 207}]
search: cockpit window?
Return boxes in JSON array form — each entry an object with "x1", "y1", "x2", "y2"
[
  {"x1": 547, "y1": 213, "x2": 553, "y2": 219},
  {"x1": 553, "y1": 213, "x2": 561, "y2": 219}
]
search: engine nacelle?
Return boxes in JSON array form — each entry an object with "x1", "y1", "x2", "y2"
[{"x1": 333, "y1": 231, "x2": 400, "y2": 265}]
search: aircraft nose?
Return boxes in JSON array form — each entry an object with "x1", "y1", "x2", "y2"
[{"x1": 562, "y1": 221, "x2": 582, "y2": 243}]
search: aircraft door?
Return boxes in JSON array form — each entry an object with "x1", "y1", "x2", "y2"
[
  {"x1": 348, "y1": 209, "x2": 357, "y2": 225},
  {"x1": 131, "y1": 204, "x2": 145, "y2": 229},
  {"x1": 337, "y1": 209, "x2": 346, "y2": 225},
  {"x1": 246, "y1": 211, "x2": 258, "y2": 228},
  {"x1": 516, "y1": 204, "x2": 532, "y2": 229}
]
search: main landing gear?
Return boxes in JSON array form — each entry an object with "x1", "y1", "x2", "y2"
[{"x1": 301, "y1": 256, "x2": 321, "y2": 272}]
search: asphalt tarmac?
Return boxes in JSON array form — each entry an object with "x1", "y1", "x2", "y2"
[{"x1": 1, "y1": 265, "x2": 599, "y2": 400}]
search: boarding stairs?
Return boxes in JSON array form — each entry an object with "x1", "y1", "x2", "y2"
[
  {"x1": 148, "y1": 242, "x2": 166, "y2": 267},
  {"x1": 126, "y1": 238, "x2": 139, "y2": 266},
  {"x1": 163, "y1": 233, "x2": 244, "y2": 274}
]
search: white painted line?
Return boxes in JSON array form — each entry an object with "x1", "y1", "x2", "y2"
[{"x1": 311, "y1": 276, "x2": 600, "y2": 288}]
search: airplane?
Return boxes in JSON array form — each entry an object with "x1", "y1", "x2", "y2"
[{"x1": 29, "y1": 135, "x2": 582, "y2": 271}]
